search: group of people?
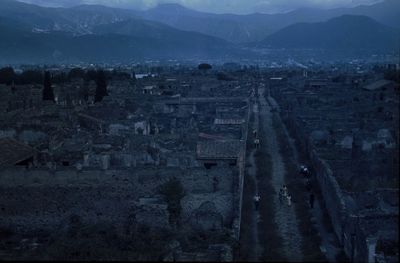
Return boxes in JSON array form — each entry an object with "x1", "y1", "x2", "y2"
[
  {"x1": 251, "y1": 160, "x2": 317, "y2": 213},
  {"x1": 279, "y1": 185, "x2": 292, "y2": 206},
  {"x1": 300, "y1": 165, "x2": 311, "y2": 178}
]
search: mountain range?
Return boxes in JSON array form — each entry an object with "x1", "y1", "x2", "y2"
[
  {"x1": 0, "y1": 0, "x2": 399, "y2": 63},
  {"x1": 134, "y1": 0, "x2": 400, "y2": 43},
  {"x1": 0, "y1": 0, "x2": 246, "y2": 63},
  {"x1": 12, "y1": 0, "x2": 400, "y2": 43},
  {"x1": 0, "y1": 18, "x2": 241, "y2": 64},
  {"x1": 0, "y1": 0, "x2": 138, "y2": 35}
]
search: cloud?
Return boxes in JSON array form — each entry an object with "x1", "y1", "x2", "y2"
[{"x1": 18, "y1": 0, "x2": 382, "y2": 14}]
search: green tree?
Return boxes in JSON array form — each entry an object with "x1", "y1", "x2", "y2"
[
  {"x1": 18, "y1": 70, "x2": 43, "y2": 84},
  {"x1": 85, "y1": 69, "x2": 97, "y2": 81},
  {"x1": 217, "y1": 72, "x2": 234, "y2": 81},
  {"x1": 94, "y1": 70, "x2": 108, "y2": 103},
  {"x1": 52, "y1": 72, "x2": 68, "y2": 84},
  {"x1": 198, "y1": 63, "x2": 212, "y2": 71},
  {"x1": 159, "y1": 177, "x2": 185, "y2": 227},
  {"x1": 131, "y1": 70, "x2": 137, "y2": 82},
  {"x1": 42, "y1": 71, "x2": 55, "y2": 102},
  {"x1": 384, "y1": 69, "x2": 400, "y2": 84},
  {"x1": 80, "y1": 81, "x2": 89, "y2": 102},
  {"x1": 68, "y1": 67, "x2": 85, "y2": 80},
  {"x1": 0, "y1": 67, "x2": 16, "y2": 85}
]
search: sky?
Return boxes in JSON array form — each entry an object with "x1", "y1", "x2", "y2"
[{"x1": 19, "y1": 0, "x2": 383, "y2": 14}]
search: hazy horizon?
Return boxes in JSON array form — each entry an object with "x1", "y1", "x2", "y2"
[{"x1": 16, "y1": 0, "x2": 384, "y2": 15}]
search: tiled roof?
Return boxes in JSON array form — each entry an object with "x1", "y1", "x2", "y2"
[
  {"x1": 0, "y1": 138, "x2": 37, "y2": 166},
  {"x1": 214, "y1": 118, "x2": 245, "y2": 125},
  {"x1": 196, "y1": 140, "x2": 242, "y2": 160},
  {"x1": 363, "y1": 79, "x2": 393, "y2": 91}
]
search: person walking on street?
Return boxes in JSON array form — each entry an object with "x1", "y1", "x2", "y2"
[
  {"x1": 306, "y1": 178, "x2": 312, "y2": 192},
  {"x1": 282, "y1": 185, "x2": 288, "y2": 197},
  {"x1": 300, "y1": 165, "x2": 311, "y2": 178},
  {"x1": 309, "y1": 193, "x2": 315, "y2": 209},
  {"x1": 279, "y1": 188, "x2": 284, "y2": 204},
  {"x1": 254, "y1": 194, "x2": 261, "y2": 211},
  {"x1": 287, "y1": 193, "x2": 292, "y2": 206}
]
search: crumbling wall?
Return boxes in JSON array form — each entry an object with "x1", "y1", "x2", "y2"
[
  {"x1": 0, "y1": 168, "x2": 142, "y2": 236},
  {"x1": 283, "y1": 112, "x2": 347, "y2": 244},
  {"x1": 308, "y1": 146, "x2": 347, "y2": 244},
  {"x1": 0, "y1": 185, "x2": 136, "y2": 235},
  {"x1": 232, "y1": 101, "x2": 251, "y2": 240},
  {"x1": 181, "y1": 193, "x2": 234, "y2": 226}
]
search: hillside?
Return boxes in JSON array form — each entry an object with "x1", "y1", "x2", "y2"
[
  {"x1": 0, "y1": 25, "x2": 237, "y2": 63},
  {"x1": 135, "y1": 1, "x2": 400, "y2": 43},
  {"x1": 8, "y1": 0, "x2": 400, "y2": 43},
  {"x1": 259, "y1": 15, "x2": 399, "y2": 50},
  {"x1": 0, "y1": 0, "x2": 241, "y2": 63}
]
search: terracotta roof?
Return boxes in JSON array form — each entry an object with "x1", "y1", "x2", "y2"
[
  {"x1": 363, "y1": 80, "x2": 393, "y2": 91},
  {"x1": 214, "y1": 118, "x2": 245, "y2": 125},
  {"x1": 0, "y1": 138, "x2": 37, "y2": 166},
  {"x1": 198, "y1": 133, "x2": 227, "y2": 140},
  {"x1": 196, "y1": 140, "x2": 242, "y2": 160},
  {"x1": 77, "y1": 113, "x2": 106, "y2": 124}
]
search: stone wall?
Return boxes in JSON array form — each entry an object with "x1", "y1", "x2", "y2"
[
  {"x1": 308, "y1": 146, "x2": 347, "y2": 244},
  {"x1": 0, "y1": 168, "x2": 144, "y2": 236},
  {"x1": 281, "y1": 107, "x2": 399, "y2": 263},
  {"x1": 283, "y1": 113, "x2": 347, "y2": 244},
  {"x1": 232, "y1": 100, "x2": 251, "y2": 240}
]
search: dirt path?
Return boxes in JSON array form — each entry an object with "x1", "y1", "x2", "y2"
[{"x1": 258, "y1": 87, "x2": 304, "y2": 262}]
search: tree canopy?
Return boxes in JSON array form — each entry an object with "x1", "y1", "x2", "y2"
[
  {"x1": 42, "y1": 71, "x2": 55, "y2": 102},
  {"x1": 68, "y1": 68, "x2": 85, "y2": 80},
  {"x1": 159, "y1": 177, "x2": 185, "y2": 226},
  {"x1": 0, "y1": 67, "x2": 16, "y2": 85},
  {"x1": 94, "y1": 70, "x2": 108, "y2": 103},
  {"x1": 198, "y1": 63, "x2": 212, "y2": 70}
]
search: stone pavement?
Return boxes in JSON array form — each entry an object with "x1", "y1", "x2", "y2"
[
  {"x1": 268, "y1": 94, "x2": 343, "y2": 262},
  {"x1": 258, "y1": 87, "x2": 304, "y2": 262}
]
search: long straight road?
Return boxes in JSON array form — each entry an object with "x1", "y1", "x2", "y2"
[
  {"x1": 258, "y1": 87, "x2": 304, "y2": 261},
  {"x1": 239, "y1": 87, "x2": 303, "y2": 261},
  {"x1": 267, "y1": 92, "x2": 343, "y2": 262},
  {"x1": 238, "y1": 100, "x2": 263, "y2": 261}
]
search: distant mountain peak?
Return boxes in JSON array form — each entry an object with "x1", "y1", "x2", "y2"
[
  {"x1": 260, "y1": 14, "x2": 398, "y2": 50},
  {"x1": 325, "y1": 14, "x2": 384, "y2": 27},
  {"x1": 330, "y1": 14, "x2": 377, "y2": 21},
  {"x1": 155, "y1": 3, "x2": 187, "y2": 10},
  {"x1": 149, "y1": 3, "x2": 197, "y2": 14}
]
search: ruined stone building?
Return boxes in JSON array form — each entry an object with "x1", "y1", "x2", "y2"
[{"x1": 270, "y1": 71, "x2": 399, "y2": 263}]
